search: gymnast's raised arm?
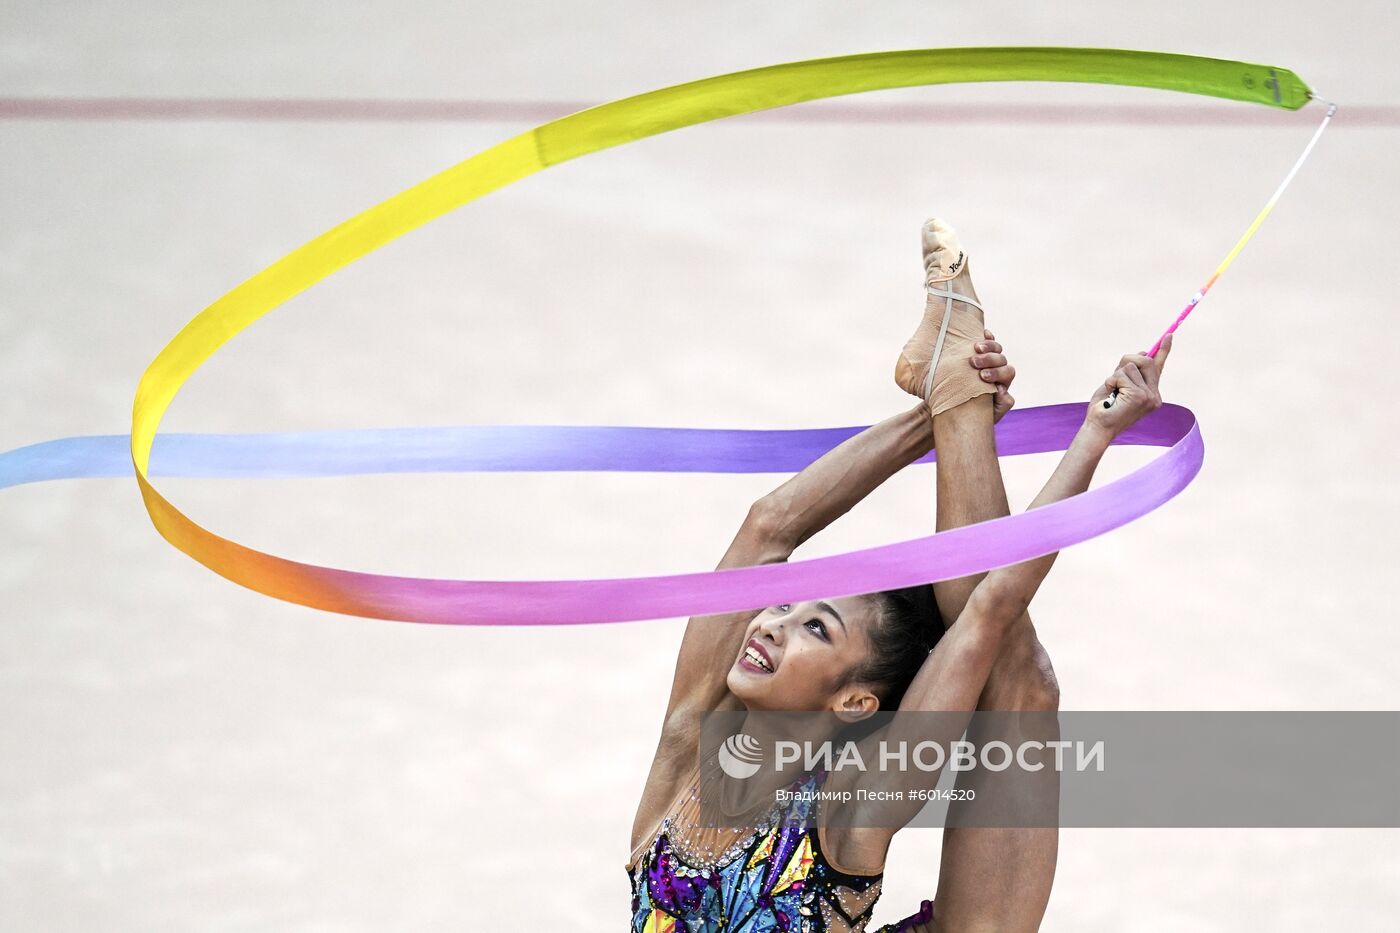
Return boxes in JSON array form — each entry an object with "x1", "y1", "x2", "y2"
[
  {"x1": 897, "y1": 338, "x2": 1172, "y2": 719},
  {"x1": 823, "y1": 339, "x2": 1171, "y2": 878},
  {"x1": 627, "y1": 402, "x2": 963, "y2": 854},
  {"x1": 663, "y1": 403, "x2": 943, "y2": 731}
]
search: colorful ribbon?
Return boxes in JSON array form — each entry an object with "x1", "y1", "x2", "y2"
[
  {"x1": 5, "y1": 48, "x2": 1316, "y2": 624},
  {"x1": 4, "y1": 406, "x2": 1201, "y2": 624}
]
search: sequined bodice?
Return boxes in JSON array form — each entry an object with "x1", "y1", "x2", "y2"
[{"x1": 628, "y1": 768, "x2": 885, "y2": 932}]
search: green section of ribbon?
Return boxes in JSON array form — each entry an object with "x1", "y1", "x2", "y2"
[{"x1": 534, "y1": 48, "x2": 1311, "y2": 166}]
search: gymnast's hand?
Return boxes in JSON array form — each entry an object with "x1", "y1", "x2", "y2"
[
  {"x1": 1086, "y1": 333, "x2": 1172, "y2": 437},
  {"x1": 970, "y1": 328, "x2": 1017, "y2": 423}
]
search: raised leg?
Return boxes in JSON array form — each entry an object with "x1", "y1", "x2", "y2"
[
  {"x1": 927, "y1": 372, "x2": 1060, "y2": 933},
  {"x1": 894, "y1": 224, "x2": 1060, "y2": 932}
]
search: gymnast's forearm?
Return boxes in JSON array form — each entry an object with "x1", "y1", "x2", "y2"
[{"x1": 753, "y1": 403, "x2": 934, "y2": 552}]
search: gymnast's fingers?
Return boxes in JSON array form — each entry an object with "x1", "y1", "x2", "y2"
[
  {"x1": 1122, "y1": 361, "x2": 1148, "y2": 390},
  {"x1": 1122, "y1": 353, "x2": 1158, "y2": 391},
  {"x1": 993, "y1": 384, "x2": 1015, "y2": 421},
  {"x1": 1154, "y1": 333, "x2": 1174, "y2": 372},
  {"x1": 1105, "y1": 368, "x2": 1129, "y2": 393},
  {"x1": 971, "y1": 350, "x2": 1007, "y2": 370},
  {"x1": 976, "y1": 337, "x2": 1002, "y2": 356},
  {"x1": 979, "y1": 363, "x2": 1015, "y2": 386}
]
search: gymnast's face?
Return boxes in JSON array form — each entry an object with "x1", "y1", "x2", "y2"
[{"x1": 726, "y1": 597, "x2": 882, "y2": 714}]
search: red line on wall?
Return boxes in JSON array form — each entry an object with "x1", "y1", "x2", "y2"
[{"x1": 0, "y1": 98, "x2": 1394, "y2": 126}]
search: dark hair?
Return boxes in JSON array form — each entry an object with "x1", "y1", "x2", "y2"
[{"x1": 845, "y1": 583, "x2": 945, "y2": 711}]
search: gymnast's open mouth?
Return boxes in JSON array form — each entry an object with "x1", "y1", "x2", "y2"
[{"x1": 740, "y1": 639, "x2": 775, "y2": 674}]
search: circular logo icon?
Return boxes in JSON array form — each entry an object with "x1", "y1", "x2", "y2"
[{"x1": 717, "y1": 733, "x2": 763, "y2": 779}]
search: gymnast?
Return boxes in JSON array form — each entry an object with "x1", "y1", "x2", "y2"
[{"x1": 627, "y1": 219, "x2": 1172, "y2": 932}]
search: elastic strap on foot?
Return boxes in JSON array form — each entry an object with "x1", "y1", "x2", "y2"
[{"x1": 920, "y1": 287, "x2": 985, "y2": 402}]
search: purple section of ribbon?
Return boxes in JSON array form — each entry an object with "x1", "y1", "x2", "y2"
[
  {"x1": 1, "y1": 403, "x2": 1201, "y2": 625},
  {"x1": 4, "y1": 403, "x2": 1110, "y2": 485}
]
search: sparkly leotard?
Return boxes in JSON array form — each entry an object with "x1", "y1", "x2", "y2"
[{"x1": 627, "y1": 765, "x2": 936, "y2": 933}]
